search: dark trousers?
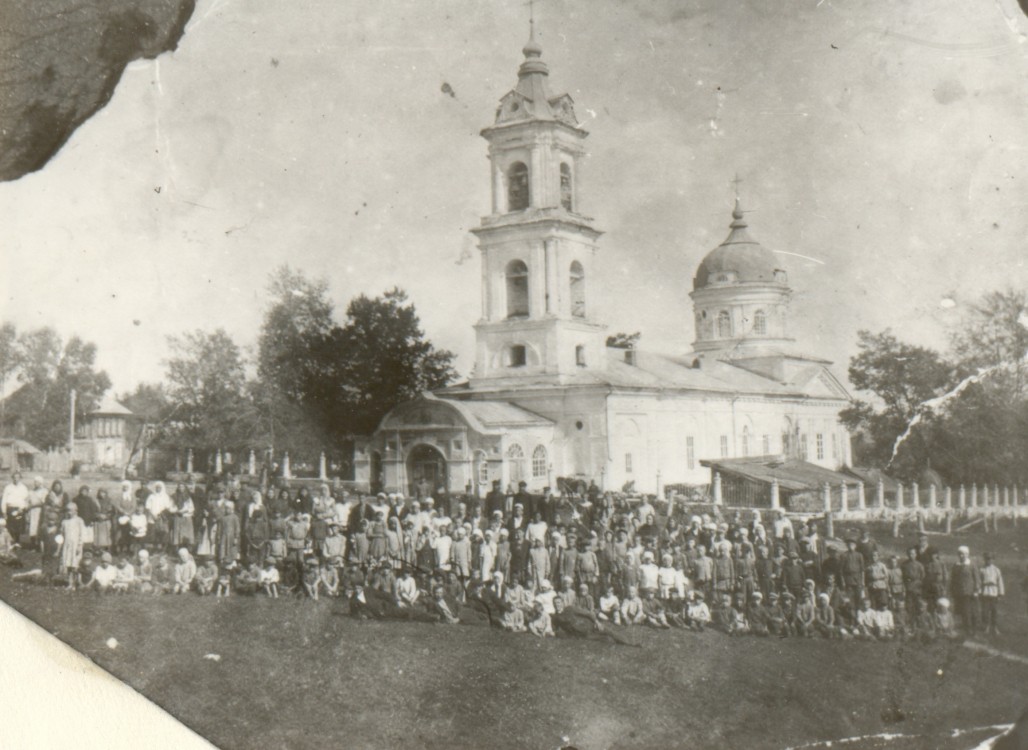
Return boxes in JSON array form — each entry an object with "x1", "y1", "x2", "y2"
[
  {"x1": 981, "y1": 596, "x2": 999, "y2": 632},
  {"x1": 6, "y1": 510, "x2": 25, "y2": 543},
  {"x1": 954, "y1": 594, "x2": 979, "y2": 632}
]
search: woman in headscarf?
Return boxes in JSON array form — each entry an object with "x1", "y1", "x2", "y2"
[
  {"x1": 245, "y1": 490, "x2": 270, "y2": 565},
  {"x1": 385, "y1": 515, "x2": 403, "y2": 569},
  {"x1": 92, "y1": 488, "x2": 114, "y2": 553},
  {"x1": 170, "y1": 483, "x2": 195, "y2": 549},
  {"x1": 24, "y1": 476, "x2": 47, "y2": 551},
  {"x1": 112, "y1": 480, "x2": 136, "y2": 554},
  {"x1": 146, "y1": 481, "x2": 174, "y2": 551}
]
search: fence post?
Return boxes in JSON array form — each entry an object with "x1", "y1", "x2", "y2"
[
  {"x1": 826, "y1": 510, "x2": 835, "y2": 539},
  {"x1": 214, "y1": 450, "x2": 223, "y2": 475},
  {"x1": 928, "y1": 484, "x2": 937, "y2": 512},
  {"x1": 896, "y1": 483, "x2": 905, "y2": 511},
  {"x1": 770, "y1": 477, "x2": 780, "y2": 511},
  {"x1": 319, "y1": 452, "x2": 328, "y2": 481},
  {"x1": 186, "y1": 448, "x2": 194, "y2": 474},
  {"x1": 248, "y1": 450, "x2": 256, "y2": 476},
  {"x1": 943, "y1": 486, "x2": 952, "y2": 513},
  {"x1": 283, "y1": 452, "x2": 292, "y2": 479},
  {"x1": 857, "y1": 481, "x2": 866, "y2": 513},
  {"x1": 970, "y1": 483, "x2": 978, "y2": 510},
  {"x1": 713, "y1": 472, "x2": 722, "y2": 505},
  {"x1": 912, "y1": 482, "x2": 920, "y2": 510},
  {"x1": 957, "y1": 485, "x2": 965, "y2": 513},
  {"x1": 892, "y1": 510, "x2": 900, "y2": 538},
  {"x1": 822, "y1": 483, "x2": 832, "y2": 515},
  {"x1": 945, "y1": 512, "x2": 953, "y2": 534},
  {"x1": 876, "y1": 479, "x2": 885, "y2": 511},
  {"x1": 983, "y1": 484, "x2": 991, "y2": 508},
  {"x1": 840, "y1": 483, "x2": 849, "y2": 515}
]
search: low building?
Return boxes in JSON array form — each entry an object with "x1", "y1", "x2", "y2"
[{"x1": 701, "y1": 456, "x2": 857, "y2": 514}]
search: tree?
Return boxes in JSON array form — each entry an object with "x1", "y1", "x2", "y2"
[
  {"x1": 163, "y1": 329, "x2": 256, "y2": 455},
  {"x1": 951, "y1": 289, "x2": 1028, "y2": 398},
  {"x1": 325, "y1": 288, "x2": 456, "y2": 436},
  {"x1": 839, "y1": 329, "x2": 955, "y2": 475},
  {"x1": 606, "y1": 331, "x2": 641, "y2": 349},
  {"x1": 8, "y1": 327, "x2": 111, "y2": 449},
  {"x1": 254, "y1": 266, "x2": 336, "y2": 456},
  {"x1": 0, "y1": 322, "x2": 19, "y2": 425}
]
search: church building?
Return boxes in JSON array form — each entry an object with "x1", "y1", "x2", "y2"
[{"x1": 354, "y1": 29, "x2": 852, "y2": 497}]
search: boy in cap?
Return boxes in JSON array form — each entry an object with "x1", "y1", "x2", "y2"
[
  {"x1": 979, "y1": 552, "x2": 1004, "y2": 635},
  {"x1": 686, "y1": 590, "x2": 711, "y2": 631}
]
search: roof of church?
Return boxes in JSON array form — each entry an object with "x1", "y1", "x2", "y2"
[
  {"x1": 453, "y1": 399, "x2": 552, "y2": 428},
  {"x1": 487, "y1": 27, "x2": 580, "y2": 129},
  {"x1": 693, "y1": 198, "x2": 787, "y2": 290},
  {"x1": 445, "y1": 347, "x2": 850, "y2": 401},
  {"x1": 700, "y1": 456, "x2": 855, "y2": 492}
]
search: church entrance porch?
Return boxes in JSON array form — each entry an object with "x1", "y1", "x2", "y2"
[{"x1": 407, "y1": 443, "x2": 447, "y2": 498}]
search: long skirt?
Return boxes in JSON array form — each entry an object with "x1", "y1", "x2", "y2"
[
  {"x1": 171, "y1": 516, "x2": 195, "y2": 547},
  {"x1": 93, "y1": 519, "x2": 112, "y2": 548}
]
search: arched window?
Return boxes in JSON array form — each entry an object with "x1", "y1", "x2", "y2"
[
  {"x1": 717, "y1": 310, "x2": 732, "y2": 338},
  {"x1": 475, "y1": 450, "x2": 489, "y2": 485},
  {"x1": 532, "y1": 445, "x2": 547, "y2": 478},
  {"x1": 753, "y1": 310, "x2": 767, "y2": 335},
  {"x1": 506, "y1": 344, "x2": 527, "y2": 368},
  {"x1": 575, "y1": 344, "x2": 586, "y2": 367},
  {"x1": 506, "y1": 259, "x2": 529, "y2": 318},
  {"x1": 507, "y1": 443, "x2": 525, "y2": 484},
  {"x1": 560, "y1": 162, "x2": 573, "y2": 211},
  {"x1": 569, "y1": 260, "x2": 585, "y2": 318},
  {"x1": 508, "y1": 162, "x2": 529, "y2": 211}
]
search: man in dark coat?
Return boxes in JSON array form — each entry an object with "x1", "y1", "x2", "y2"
[{"x1": 950, "y1": 545, "x2": 981, "y2": 634}]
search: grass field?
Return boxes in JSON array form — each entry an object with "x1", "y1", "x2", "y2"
[{"x1": 1, "y1": 521, "x2": 1026, "y2": 750}]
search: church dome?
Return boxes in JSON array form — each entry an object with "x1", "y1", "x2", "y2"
[{"x1": 693, "y1": 199, "x2": 787, "y2": 291}]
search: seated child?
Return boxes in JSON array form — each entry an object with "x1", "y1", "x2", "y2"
[
  {"x1": 216, "y1": 564, "x2": 234, "y2": 597},
  {"x1": 873, "y1": 601, "x2": 896, "y2": 640},
  {"x1": 854, "y1": 598, "x2": 877, "y2": 640},
  {"x1": 933, "y1": 597, "x2": 958, "y2": 639},
  {"x1": 527, "y1": 601, "x2": 554, "y2": 637},
  {"x1": 686, "y1": 590, "x2": 711, "y2": 631},
  {"x1": 303, "y1": 558, "x2": 322, "y2": 600},
  {"x1": 619, "y1": 585, "x2": 646, "y2": 625},
  {"x1": 266, "y1": 531, "x2": 287, "y2": 567},
  {"x1": 794, "y1": 592, "x2": 816, "y2": 637},
  {"x1": 134, "y1": 550, "x2": 154, "y2": 594},
  {"x1": 89, "y1": 552, "x2": 117, "y2": 593},
  {"x1": 766, "y1": 591, "x2": 789, "y2": 637},
  {"x1": 577, "y1": 583, "x2": 595, "y2": 612},
  {"x1": 259, "y1": 560, "x2": 280, "y2": 598},
  {"x1": 597, "y1": 586, "x2": 622, "y2": 624},
  {"x1": 195, "y1": 558, "x2": 218, "y2": 595},
  {"x1": 747, "y1": 592, "x2": 771, "y2": 636},
  {"x1": 152, "y1": 554, "x2": 175, "y2": 594},
  {"x1": 0, "y1": 519, "x2": 21, "y2": 566},
  {"x1": 814, "y1": 593, "x2": 839, "y2": 639},
  {"x1": 320, "y1": 561, "x2": 340, "y2": 597},
  {"x1": 235, "y1": 563, "x2": 261, "y2": 595},
  {"x1": 665, "y1": 589, "x2": 689, "y2": 628},
  {"x1": 642, "y1": 588, "x2": 671, "y2": 629},
  {"x1": 501, "y1": 586, "x2": 527, "y2": 632},
  {"x1": 112, "y1": 557, "x2": 135, "y2": 593},
  {"x1": 173, "y1": 549, "x2": 197, "y2": 594}
]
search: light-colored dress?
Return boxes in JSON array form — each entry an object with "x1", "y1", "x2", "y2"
[{"x1": 59, "y1": 516, "x2": 87, "y2": 572}]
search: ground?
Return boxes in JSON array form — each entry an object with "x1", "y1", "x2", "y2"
[{"x1": 0, "y1": 519, "x2": 1025, "y2": 749}]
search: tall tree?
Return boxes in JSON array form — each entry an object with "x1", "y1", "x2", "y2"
[
  {"x1": 325, "y1": 288, "x2": 456, "y2": 436},
  {"x1": 839, "y1": 329, "x2": 955, "y2": 475},
  {"x1": 0, "y1": 322, "x2": 19, "y2": 424},
  {"x1": 8, "y1": 328, "x2": 111, "y2": 449},
  {"x1": 163, "y1": 329, "x2": 256, "y2": 453}
]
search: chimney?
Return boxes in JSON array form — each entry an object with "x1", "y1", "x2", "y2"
[{"x1": 624, "y1": 348, "x2": 637, "y2": 366}]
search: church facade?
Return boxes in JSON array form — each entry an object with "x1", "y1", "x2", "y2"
[{"x1": 354, "y1": 31, "x2": 852, "y2": 497}]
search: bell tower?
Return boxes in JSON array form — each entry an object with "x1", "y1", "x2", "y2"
[{"x1": 469, "y1": 26, "x2": 607, "y2": 385}]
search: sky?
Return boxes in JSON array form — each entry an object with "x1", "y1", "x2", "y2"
[{"x1": 1, "y1": 0, "x2": 1027, "y2": 394}]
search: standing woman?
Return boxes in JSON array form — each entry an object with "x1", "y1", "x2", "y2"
[
  {"x1": 245, "y1": 490, "x2": 270, "y2": 565},
  {"x1": 146, "y1": 481, "x2": 174, "y2": 552},
  {"x1": 74, "y1": 486, "x2": 99, "y2": 550},
  {"x1": 295, "y1": 486, "x2": 313, "y2": 517},
  {"x1": 25, "y1": 476, "x2": 48, "y2": 550},
  {"x1": 367, "y1": 511, "x2": 388, "y2": 565},
  {"x1": 170, "y1": 483, "x2": 196, "y2": 550},
  {"x1": 112, "y1": 480, "x2": 136, "y2": 555},
  {"x1": 385, "y1": 515, "x2": 403, "y2": 570},
  {"x1": 216, "y1": 498, "x2": 241, "y2": 566},
  {"x1": 59, "y1": 503, "x2": 87, "y2": 589},
  {"x1": 92, "y1": 489, "x2": 114, "y2": 554}
]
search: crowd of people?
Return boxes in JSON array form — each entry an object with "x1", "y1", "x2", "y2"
[{"x1": 0, "y1": 471, "x2": 1019, "y2": 644}]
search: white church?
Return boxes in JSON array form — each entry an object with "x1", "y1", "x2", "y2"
[{"x1": 354, "y1": 30, "x2": 853, "y2": 497}]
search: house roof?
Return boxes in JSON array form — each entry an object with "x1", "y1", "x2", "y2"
[
  {"x1": 377, "y1": 392, "x2": 552, "y2": 436},
  {"x1": 90, "y1": 394, "x2": 132, "y2": 416},
  {"x1": 0, "y1": 438, "x2": 42, "y2": 454},
  {"x1": 700, "y1": 456, "x2": 855, "y2": 492}
]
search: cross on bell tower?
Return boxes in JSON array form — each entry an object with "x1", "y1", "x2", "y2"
[{"x1": 468, "y1": 22, "x2": 607, "y2": 385}]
